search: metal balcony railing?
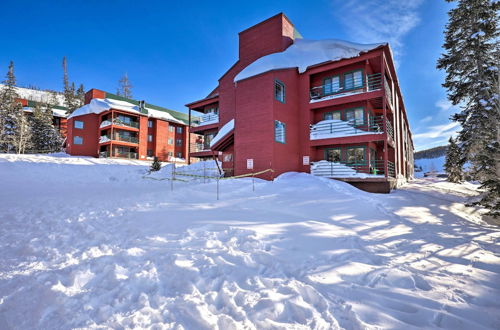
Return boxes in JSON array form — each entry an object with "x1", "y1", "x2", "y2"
[
  {"x1": 198, "y1": 113, "x2": 219, "y2": 126},
  {"x1": 310, "y1": 115, "x2": 394, "y2": 140},
  {"x1": 190, "y1": 143, "x2": 211, "y2": 153},
  {"x1": 99, "y1": 150, "x2": 138, "y2": 159},
  {"x1": 100, "y1": 118, "x2": 140, "y2": 129},
  {"x1": 386, "y1": 119, "x2": 394, "y2": 141},
  {"x1": 310, "y1": 73, "x2": 383, "y2": 100},
  {"x1": 99, "y1": 134, "x2": 139, "y2": 144},
  {"x1": 311, "y1": 160, "x2": 395, "y2": 178}
]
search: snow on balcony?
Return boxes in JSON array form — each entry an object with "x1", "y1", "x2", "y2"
[
  {"x1": 100, "y1": 120, "x2": 111, "y2": 128},
  {"x1": 311, "y1": 160, "x2": 385, "y2": 179},
  {"x1": 99, "y1": 136, "x2": 111, "y2": 143},
  {"x1": 310, "y1": 119, "x2": 384, "y2": 140}
]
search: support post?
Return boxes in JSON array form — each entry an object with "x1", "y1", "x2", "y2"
[
  {"x1": 188, "y1": 108, "x2": 191, "y2": 165},
  {"x1": 381, "y1": 53, "x2": 389, "y2": 178}
]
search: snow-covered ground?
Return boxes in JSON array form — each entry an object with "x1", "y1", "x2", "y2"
[{"x1": 0, "y1": 154, "x2": 499, "y2": 329}]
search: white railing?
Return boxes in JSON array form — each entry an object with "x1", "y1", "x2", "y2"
[{"x1": 198, "y1": 113, "x2": 219, "y2": 126}]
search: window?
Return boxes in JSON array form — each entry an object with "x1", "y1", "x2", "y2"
[
  {"x1": 148, "y1": 134, "x2": 153, "y2": 142},
  {"x1": 274, "y1": 120, "x2": 286, "y2": 143},
  {"x1": 325, "y1": 148, "x2": 341, "y2": 162},
  {"x1": 176, "y1": 139, "x2": 183, "y2": 146},
  {"x1": 169, "y1": 126, "x2": 175, "y2": 132},
  {"x1": 206, "y1": 106, "x2": 219, "y2": 114},
  {"x1": 147, "y1": 149, "x2": 153, "y2": 157},
  {"x1": 323, "y1": 75, "x2": 340, "y2": 95},
  {"x1": 204, "y1": 133, "x2": 215, "y2": 149},
  {"x1": 324, "y1": 111, "x2": 342, "y2": 121},
  {"x1": 168, "y1": 138, "x2": 173, "y2": 145},
  {"x1": 344, "y1": 70, "x2": 363, "y2": 90},
  {"x1": 176, "y1": 127, "x2": 183, "y2": 134},
  {"x1": 73, "y1": 136, "x2": 83, "y2": 145},
  {"x1": 148, "y1": 120, "x2": 153, "y2": 128},
  {"x1": 74, "y1": 120, "x2": 84, "y2": 129},
  {"x1": 223, "y1": 153, "x2": 233, "y2": 162},
  {"x1": 168, "y1": 151, "x2": 173, "y2": 157},
  {"x1": 346, "y1": 147, "x2": 366, "y2": 165},
  {"x1": 176, "y1": 152, "x2": 182, "y2": 158},
  {"x1": 345, "y1": 108, "x2": 365, "y2": 125},
  {"x1": 274, "y1": 80, "x2": 285, "y2": 103}
]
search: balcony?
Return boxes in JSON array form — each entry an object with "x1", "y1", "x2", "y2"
[
  {"x1": 100, "y1": 118, "x2": 140, "y2": 129},
  {"x1": 190, "y1": 142, "x2": 211, "y2": 153},
  {"x1": 99, "y1": 133, "x2": 139, "y2": 144},
  {"x1": 196, "y1": 113, "x2": 219, "y2": 126},
  {"x1": 310, "y1": 73, "x2": 384, "y2": 103},
  {"x1": 311, "y1": 160, "x2": 395, "y2": 178},
  {"x1": 99, "y1": 150, "x2": 138, "y2": 159},
  {"x1": 310, "y1": 116, "x2": 393, "y2": 141}
]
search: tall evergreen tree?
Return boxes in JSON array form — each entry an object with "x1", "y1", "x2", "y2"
[
  {"x1": 62, "y1": 56, "x2": 79, "y2": 114},
  {"x1": 444, "y1": 137, "x2": 464, "y2": 182},
  {"x1": 76, "y1": 83, "x2": 85, "y2": 108},
  {"x1": 0, "y1": 61, "x2": 28, "y2": 153},
  {"x1": 437, "y1": 0, "x2": 500, "y2": 217},
  {"x1": 117, "y1": 73, "x2": 133, "y2": 99},
  {"x1": 29, "y1": 102, "x2": 63, "y2": 152}
]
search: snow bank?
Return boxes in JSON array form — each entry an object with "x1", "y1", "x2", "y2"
[
  {"x1": 210, "y1": 119, "x2": 234, "y2": 147},
  {"x1": 68, "y1": 98, "x2": 183, "y2": 124},
  {"x1": 0, "y1": 154, "x2": 499, "y2": 329},
  {"x1": 235, "y1": 39, "x2": 386, "y2": 81}
]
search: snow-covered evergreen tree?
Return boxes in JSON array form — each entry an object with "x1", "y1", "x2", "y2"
[
  {"x1": 437, "y1": 0, "x2": 500, "y2": 217},
  {"x1": 76, "y1": 83, "x2": 85, "y2": 108},
  {"x1": 150, "y1": 156, "x2": 161, "y2": 172},
  {"x1": 29, "y1": 102, "x2": 63, "y2": 152},
  {"x1": 62, "y1": 56, "x2": 80, "y2": 114},
  {"x1": 117, "y1": 73, "x2": 133, "y2": 99},
  {"x1": 444, "y1": 137, "x2": 464, "y2": 182},
  {"x1": 0, "y1": 61, "x2": 30, "y2": 153}
]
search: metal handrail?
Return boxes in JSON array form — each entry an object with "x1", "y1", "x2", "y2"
[
  {"x1": 310, "y1": 115, "x2": 387, "y2": 137},
  {"x1": 310, "y1": 73, "x2": 383, "y2": 100},
  {"x1": 113, "y1": 134, "x2": 139, "y2": 144},
  {"x1": 311, "y1": 159, "x2": 395, "y2": 178},
  {"x1": 190, "y1": 143, "x2": 211, "y2": 152},
  {"x1": 112, "y1": 118, "x2": 140, "y2": 128},
  {"x1": 199, "y1": 113, "x2": 219, "y2": 124}
]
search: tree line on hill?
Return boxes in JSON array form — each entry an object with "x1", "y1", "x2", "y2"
[
  {"x1": 438, "y1": 0, "x2": 499, "y2": 217},
  {"x1": 414, "y1": 145, "x2": 448, "y2": 160}
]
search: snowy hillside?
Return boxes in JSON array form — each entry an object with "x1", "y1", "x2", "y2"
[
  {"x1": 414, "y1": 155, "x2": 446, "y2": 177},
  {"x1": 0, "y1": 154, "x2": 499, "y2": 329}
]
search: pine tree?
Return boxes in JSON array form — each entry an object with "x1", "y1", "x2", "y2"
[
  {"x1": 62, "y1": 56, "x2": 80, "y2": 114},
  {"x1": 117, "y1": 73, "x2": 133, "y2": 99},
  {"x1": 29, "y1": 102, "x2": 63, "y2": 152},
  {"x1": 0, "y1": 61, "x2": 29, "y2": 153},
  {"x1": 76, "y1": 83, "x2": 85, "y2": 108},
  {"x1": 444, "y1": 137, "x2": 464, "y2": 182},
  {"x1": 437, "y1": 0, "x2": 500, "y2": 217},
  {"x1": 150, "y1": 156, "x2": 161, "y2": 172}
]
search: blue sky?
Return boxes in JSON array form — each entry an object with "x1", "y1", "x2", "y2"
[{"x1": 0, "y1": 0, "x2": 458, "y2": 151}]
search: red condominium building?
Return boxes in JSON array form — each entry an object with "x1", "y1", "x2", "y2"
[
  {"x1": 187, "y1": 13, "x2": 414, "y2": 192},
  {"x1": 66, "y1": 89, "x2": 191, "y2": 162}
]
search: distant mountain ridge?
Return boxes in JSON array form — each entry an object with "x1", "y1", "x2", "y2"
[{"x1": 414, "y1": 145, "x2": 447, "y2": 160}]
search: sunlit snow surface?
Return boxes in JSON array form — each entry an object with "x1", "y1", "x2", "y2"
[{"x1": 0, "y1": 154, "x2": 499, "y2": 329}]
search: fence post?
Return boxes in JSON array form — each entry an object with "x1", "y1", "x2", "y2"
[
  {"x1": 171, "y1": 163, "x2": 175, "y2": 192},
  {"x1": 203, "y1": 161, "x2": 206, "y2": 184},
  {"x1": 216, "y1": 174, "x2": 220, "y2": 200}
]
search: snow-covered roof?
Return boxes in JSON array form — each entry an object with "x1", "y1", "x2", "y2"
[
  {"x1": 210, "y1": 119, "x2": 234, "y2": 148},
  {"x1": 235, "y1": 39, "x2": 386, "y2": 81},
  {"x1": 23, "y1": 107, "x2": 68, "y2": 118},
  {"x1": 68, "y1": 98, "x2": 184, "y2": 124}
]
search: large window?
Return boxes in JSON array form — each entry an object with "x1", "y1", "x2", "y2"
[
  {"x1": 169, "y1": 126, "x2": 175, "y2": 132},
  {"x1": 274, "y1": 80, "x2": 285, "y2": 103},
  {"x1": 204, "y1": 133, "x2": 215, "y2": 149},
  {"x1": 176, "y1": 139, "x2": 183, "y2": 146},
  {"x1": 344, "y1": 70, "x2": 363, "y2": 90},
  {"x1": 148, "y1": 134, "x2": 153, "y2": 142},
  {"x1": 148, "y1": 120, "x2": 153, "y2": 128},
  {"x1": 147, "y1": 149, "x2": 153, "y2": 157},
  {"x1": 176, "y1": 127, "x2": 183, "y2": 134},
  {"x1": 176, "y1": 152, "x2": 182, "y2": 158},
  {"x1": 168, "y1": 138, "x2": 173, "y2": 145},
  {"x1": 323, "y1": 75, "x2": 340, "y2": 95},
  {"x1": 325, "y1": 148, "x2": 342, "y2": 162},
  {"x1": 323, "y1": 111, "x2": 342, "y2": 121},
  {"x1": 73, "y1": 136, "x2": 83, "y2": 145},
  {"x1": 274, "y1": 120, "x2": 286, "y2": 144},
  {"x1": 346, "y1": 147, "x2": 366, "y2": 165},
  {"x1": 74, "y1": 120, "x2": 84, "y2": 129},
  {"x1": 345, "y1": 108, "x2": 365, "y2": 125}
]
